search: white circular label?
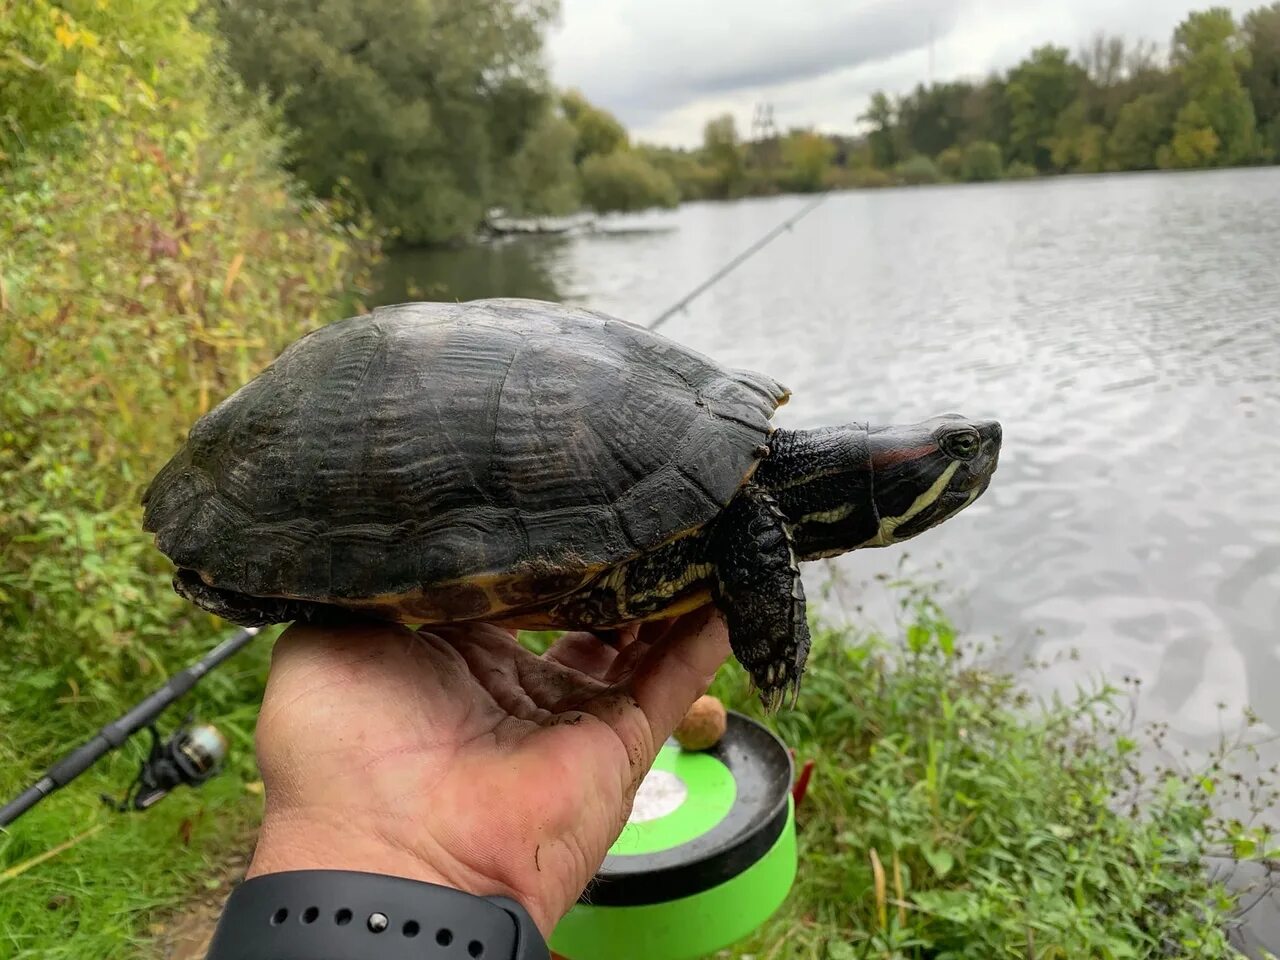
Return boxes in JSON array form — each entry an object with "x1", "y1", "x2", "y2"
[{"x1": 628, "y1": 769, "x2": 688, "y2": 823}]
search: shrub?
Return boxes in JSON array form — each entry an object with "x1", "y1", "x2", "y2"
[
  {"x1": 844, "y1": 167, "x2": 894, "y2": 189},
  {"x1": 961, "y1": 140, "x2": 1005, "y2": 181},
  {"x1": 580, "y1": 150, "x2": 679, "y2": 213},
  {"x1": 636, "y1": 145, "x2": 721, "y2": 201},
  {"x1": 781, "y1": 131, "x2": 836, "y2": 192},
  {"x1": 895, "y1": 154, "x2": 942, "y2": 185},
  {"x1": 936, "y1": 146, "x2": 965, "y2": 180},
  {"x1": 0, "y1": 0, "x2": 210, "y2": 161},
  {"x1": 1, "y1": 113, "x2": 375, "y2": 680}
]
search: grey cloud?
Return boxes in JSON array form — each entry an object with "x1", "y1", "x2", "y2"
[
  {"x1": 550, "y1": 0, "x2": 1263, "y2": 145},
  {"x1": 639, "y1": 0, "x2": 961, "y2": 101},
  {"x1": 553, "y1": 0, "x2": 966, "y2": 125}
]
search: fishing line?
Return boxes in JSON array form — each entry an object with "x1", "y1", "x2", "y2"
[{"x1": 648, "y1": 191, "x2": 829, "y2": 331}]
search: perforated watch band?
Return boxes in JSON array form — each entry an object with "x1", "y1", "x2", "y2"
[{"x1": 204, "y1": 870, "x2": 550, "y2": 960}]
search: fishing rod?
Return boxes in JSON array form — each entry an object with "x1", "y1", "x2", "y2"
[
  {"x1": 0, "y1": 626, "x2": 259, "y2": 827},
  {"x1": 648, "y1": 191, "x2": 829, "y2": 331}
]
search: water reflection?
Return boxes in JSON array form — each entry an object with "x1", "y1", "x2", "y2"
[{"x1": 375, "y1": 235, "x2": 569, "y2": 305}]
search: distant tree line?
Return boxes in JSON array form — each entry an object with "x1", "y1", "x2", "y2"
[
  {"x1": 213, "y1": 3, "x2": 1280, "y2": 243},
  {"x1": 645, "y1": 4, "x2": 1280, "y2": 200}
]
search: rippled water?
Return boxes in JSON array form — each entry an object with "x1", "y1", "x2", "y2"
[{"x1": 378, "y1": 168, "x2": 1280, "y2": 754}]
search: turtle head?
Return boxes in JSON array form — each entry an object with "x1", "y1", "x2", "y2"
[
  {"x1": 760, "y1": 414, "x2": 1000, "y2": 560},
  {"x1": 862, "y1": 414, "x2": 1001, "y2": 546}
]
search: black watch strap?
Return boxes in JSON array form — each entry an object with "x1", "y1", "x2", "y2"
[{"x1": 204, "y1": 870, "x2": 550, "y2": 960}]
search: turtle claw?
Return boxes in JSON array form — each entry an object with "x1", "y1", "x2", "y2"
[{"x1": 751, "y1": 659, "x2": 801, "y2": 714}]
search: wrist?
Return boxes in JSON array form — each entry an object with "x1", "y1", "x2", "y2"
[{"x1": 248, "y1": 808, "x2": 558, "y2": 937}]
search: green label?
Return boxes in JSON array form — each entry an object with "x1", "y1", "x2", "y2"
[{"x1": 609, "y1": 745, "x2": 737, "y2": 856}]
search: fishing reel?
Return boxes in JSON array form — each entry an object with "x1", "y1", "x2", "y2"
[
  {"x1": 1, "y1": 626, "x2": 256, "y2": 828},
  {"x1": 103, "y1": 717, "x2": 229, "y2": 812}
]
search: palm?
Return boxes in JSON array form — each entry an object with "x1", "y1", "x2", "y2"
[{"x1": 248, "y1": 611, "x2": 730, "y2": 934}]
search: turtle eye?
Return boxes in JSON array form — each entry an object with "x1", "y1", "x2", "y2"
[{"x1": 941, "y1": 430, "x2": 980, "y2": 460}]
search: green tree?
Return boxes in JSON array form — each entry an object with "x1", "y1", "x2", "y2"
[
  {"x1": 780, "y1": 130, "x2": 834, "y2": 191},
  {"x1": 1077, "y1": 33, "x2": 1135, "y2": 129},
  {"x1": 1006, "y1": 46, "x2": 1086, "y2": 170},
  {"x1": 500, "y1": 108, "x2": 580, "y2": 216},
  {"x1": 1158, "y1": 101, "x2": 1224, "y2": 167},
  {"x1": 702, "y1": 113, "x2": 745, "y2": 197},
  {"x1": 579, "y1": 150, "x2": 678, "y2": 213},
  {"x1": 1107, "y1": 92, "x2": 1175, "y2": 169},
  {"x1": 860, "y1": 91, "x2": 900, "y2": 168},
  {"x1": 561, "y1": 89, "x2": 628, "y2": 162},
  {"x1": 960, "y1": 140, "x2": 1004, "y2": 181},
  {"x1": 1243, "y1": 3, "x2": 1280, "y2": 156},
  {"x1": 215, "y1": 0, "x2": 559, "y2": 244},
  {"x1": 1166, "y1": 7, "x2": 1260, "y2": 165},
  {"x1": 897, "y1": 81, "x2": 974, "y2": 158},
  {"x1": 960, "y1": 76, "x2": 1013, "y2": 152},
  {"x1": 1049, "y1": 99, "x2": 1107, "y2": 172}
]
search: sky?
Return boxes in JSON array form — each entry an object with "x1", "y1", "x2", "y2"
[{"x1": 547, "y1": 0, "x2": 1264, "y2": 147}]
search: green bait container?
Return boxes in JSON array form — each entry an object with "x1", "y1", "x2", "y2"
[{"x1": 551, "y1": 712, "x2": 796, "y2": 960}]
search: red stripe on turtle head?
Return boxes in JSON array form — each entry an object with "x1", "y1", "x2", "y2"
[{"x1": 870, "y1": 442, "x2": 941, "y2": 471}]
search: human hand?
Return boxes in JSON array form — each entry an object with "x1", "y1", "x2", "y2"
[{"x1": 245, "y1": 610, "x2": 731, "y2": 936}]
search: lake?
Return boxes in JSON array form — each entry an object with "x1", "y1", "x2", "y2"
[{"x1": 376, "y1": 168, "x2": 1280, "y2": 760}]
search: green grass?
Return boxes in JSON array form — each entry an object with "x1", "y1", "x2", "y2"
[
  {"x1": 717, "y1": 585, "x2": 1266, "y2": 959},
  {"x1": 2, "y1": 585, "x2": 1271, "y2": 958}
]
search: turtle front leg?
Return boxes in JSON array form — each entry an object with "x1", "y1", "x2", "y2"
[{"x1": 710, "y1": 486, "x2": 810, "y2": 710}]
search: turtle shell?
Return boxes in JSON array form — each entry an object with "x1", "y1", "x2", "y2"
[{"x1": 142, "y1": 299, "x2": 789, "y2": 622}]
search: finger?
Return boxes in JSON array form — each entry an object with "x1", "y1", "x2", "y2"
[
  {"x1": 580, "y1": 608, "x2": 729, "y2": 784},
  {"x1": 589, "y1": 624, "x2": 645, "y2": 651},
  {"x1": 637, "y1": 618, "x2": 678, "y2": 646},
  {"x1": 620, "y1": 607, "x2": 731, "y2": 751},
  {"x1": 609, "y1": 627, "x2": 650, "y2": 650},
  {"x1": 544, "y1": 630, "x2": 619, "y2": 680},
  {"x1": 541, "y1": 622, "x2": 654, "y2": 687},
  {"x1": 602, "y1": 634, "x2": 655, "y2": 684},
  {"x1": 600, "y1": 618, "x2": 682, "y2": 683},
  {"x1": 441, "y1": 624, "x2": 610, "y2": 721}
]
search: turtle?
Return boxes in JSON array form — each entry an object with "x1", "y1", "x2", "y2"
[{"x1": 142, "y1": 299, "x2": 1001, "y2": 706}]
